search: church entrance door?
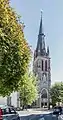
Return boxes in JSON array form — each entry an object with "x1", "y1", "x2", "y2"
[{"x1": 41, "y1": 89, "x2": 48, "y2": 108}]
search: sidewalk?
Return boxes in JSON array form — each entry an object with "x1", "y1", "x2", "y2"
[
  {"x1": 17, "y1": 108, "x2": 53, "y2": 117},
  {"x1": 22, "y1": 107, "x2": 53, "y2": 112}
]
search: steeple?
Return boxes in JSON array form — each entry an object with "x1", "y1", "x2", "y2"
[
  {"x1": 39, "y1": 11, "x2": 42, "y2": 35},
  {"x1": 36, "y1": 11, "x2": 46, "y2": 56}
]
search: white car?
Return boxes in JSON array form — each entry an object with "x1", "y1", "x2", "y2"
[
  {"x1": 58, "y1": 115, "x2": 63, "y2": 120},
  {"x1": 58, "y1": 107, "x2": 63, "y2": 120}
]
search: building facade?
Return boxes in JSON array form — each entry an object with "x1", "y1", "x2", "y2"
[
  {"x1": 0, "y1": 92, "x2": 20, "y2": 108},
  {"x1": 33, "y1": 13, "x2": 51, "y2": 108}
]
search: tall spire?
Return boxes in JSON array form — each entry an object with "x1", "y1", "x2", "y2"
[
  {"x1": 39, "y1": 11, "x2": 42, "y2": 35},
  {"x1": 36, "y1": 11, "x2": 46, "y2": 56}
]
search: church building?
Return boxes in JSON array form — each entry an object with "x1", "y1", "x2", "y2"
[{"x1": 33, "y1": 12, "x2": 51, "y2": 108}]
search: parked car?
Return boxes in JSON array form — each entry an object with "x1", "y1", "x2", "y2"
[
  {"x1": 0, "y1": 105, "x2": 20, "y2": 120},
  {"x1": 58, "y1": 115, "x2": 63, "y2": 120},
  {"x1": 53, "y1": 106, "x2": 62, "y2": 115}
]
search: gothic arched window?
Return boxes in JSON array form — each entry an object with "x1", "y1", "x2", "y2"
[
  {"x1": 41, "y1": 89, "x2": 47, "y2": 98},
  {"x1": 42, "y1": 60, "x2": 43, "y2": 71},
  {"x1": 45, "y1": 60, "x2": 47, "y2": 71},
  {"x1": 48, "y1": 59, "x2": 50, "y2": 69}
]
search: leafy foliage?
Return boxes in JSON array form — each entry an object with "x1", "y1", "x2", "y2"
[
  {"x1": 19, "y1": 72, "x2": 38, "y2": 108},
  {"x1": 0, "y1": 0, "x2": 31, "y2": 96},
  {"x1": 50, "y1": 82, "x2": 63, "y2": 106},
  {"x1": 59, "y1": 82, "x2": 63, "y2": 103}
]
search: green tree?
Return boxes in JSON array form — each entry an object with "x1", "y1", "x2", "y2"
[
  {"x1": 50, "y1": 82, "x2": 63, "y2": 106},
  {"x1": 0, "y1": 0, "x2": 31, "y2": 96},
  {"x1": 19, "y1": 72, "x2": 38, "y2": 109},
  {"x1": 59, "y1": 82, "x2": 63, "y2": 103}
]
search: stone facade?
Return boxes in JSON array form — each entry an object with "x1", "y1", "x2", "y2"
[{"x1": 33, "y1": 13, "x2": 51, "y2": 108}]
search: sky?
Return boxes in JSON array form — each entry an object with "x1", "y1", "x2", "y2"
[{"x1": 10, "y1": 0, "x2": 63, "y2": 84}]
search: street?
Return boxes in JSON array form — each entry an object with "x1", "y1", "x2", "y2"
[{"x1": 17, "y1": 109, "x2": 58, "y2": 120}]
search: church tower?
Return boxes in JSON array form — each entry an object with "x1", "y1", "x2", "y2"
[{"x1": 33, "y1": 12, "x2": 51, "y2": 108}]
